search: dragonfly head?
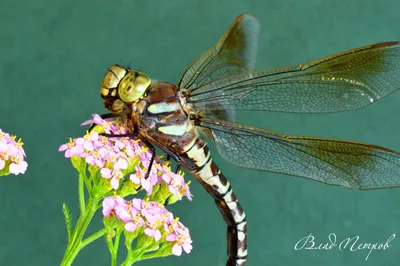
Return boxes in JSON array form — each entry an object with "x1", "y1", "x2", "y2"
[{"x1": 100, "y1": 65, "x2": 151, "y2": 113}]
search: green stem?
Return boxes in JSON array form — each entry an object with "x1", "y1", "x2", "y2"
[
  {"x1": 139, "y1": 251, "x2": 170, "y2": 261},
  {"x1": 120, "y1": 238, "x2": 138, "y2": 266},
  {"x1": 106, "y1": 227, "x2": 121, "y2": 266},
  {"x1": 106, "y1": 237, "x2": 115, "y2": 265},
  {"x1": 60, "y1": 197, "x2": 100, "y2": 266},
  {"x1": 78, "y1": 173, "x2": 85, "y2": 213},
  {"x1": 121, "y1": 243, "x2": 154, "y2": 266},
  {"x1": 81, "y1": 228, "x2": 106, "y2": 249},
  {"x1": 134, "y1": 243, "x2": 171, "y2": 262},
  {"x1": 112, "y1": 228, "x2": 122, "y2": 266}
]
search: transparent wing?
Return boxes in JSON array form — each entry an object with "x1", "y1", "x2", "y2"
[
  {"x1": 197, "y1": 117, "x2": 400, "y2": 189},
  {"x1": 177, "y1": 14, "x2": 260, "y2": 89},
  {"x1": 188, "y1": 42, "x2": 400, "y2": 114}
]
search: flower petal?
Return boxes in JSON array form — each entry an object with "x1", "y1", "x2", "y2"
[
  {"x1": 110, "y1": 177, "x2": 119, "y2": 189},
  {"x1": 183, "y1": 242, "x2": 193, "y2": 254},
  {"x1": 0, "y1": 159, "x2": 5, "y2": 171},
  {"x1": 125, "y1": 222, "x2": 137, "y2": 232},
  {"x1": 166, "y1": 234, "x2": 177, "y2": 242},
  {"x1": 172, "y1": 244, "x2": 183, "y2": 256},
  {"x1": 100, "y1": 168, "x2": 112, "y2": 178}
]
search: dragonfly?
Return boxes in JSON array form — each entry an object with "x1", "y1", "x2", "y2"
[{"x1": 98, "y1": 14, "x2": 400, "y2": 266}]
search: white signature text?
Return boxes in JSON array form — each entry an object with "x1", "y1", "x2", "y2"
[{"x1": 294, "y1": 233, "x2": 395, "y2": 261}]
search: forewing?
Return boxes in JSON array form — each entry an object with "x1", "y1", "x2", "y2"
[
  {"x1": 197, "y1": 117, "x2": 400, "y2": 189},
  {"x1": 189, "y1": 42, "x2": 400, "y2": 113},
  {"x1": 178, "y1": 14, "x2": 259, "y2": 89}
]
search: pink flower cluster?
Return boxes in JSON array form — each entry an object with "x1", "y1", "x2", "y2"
[
  {"x1": 103, "y1": 196, "x2": 193, "y2": 256},
  {"x1": 0, "y1": 129, "x2": 28, "y2": 175},
  {"x1": 58, "y1": 114, "x2": 192, "y2": 200}
]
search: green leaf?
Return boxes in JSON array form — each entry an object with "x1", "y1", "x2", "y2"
[
  {"x1": 120, "y1": 180, "x2": 141, "y2": 197},
  {"x1": 103, "y1": 215, "x2": 119, "y2": 229},
  {"x1": 136, "y1": 242, "x2": 173, "y2": 262},
  {"x1": 148, "y1": 182, "x2": 178, "y2": 205},
  {"x1": 125, "y1": 227, "x2": 142, "y2": 246},
  {"x1": 88, "y1": 164, "x2": 99, "y2": 180},
  {"x1": 125, "y1": 158, "x2": 140, "y2": 174},
  {"x1": 0, "y1": 160, "x2": 11, "y2": 176},
  {"x1": 62, "y1": 203, "x2": 73, "y2": 241},
  {"x1": 157, "y1": 242, "x2": 173, "y2": 256},
  {"x1": 136, "y1": 233, "x2": 158, "y2": 251},
  {"x1": 70, "y1": 156, "x2": 86, "y2": 175},
  {"x1": 105, "y1": 228, "x2": 116, "y2": 241}
]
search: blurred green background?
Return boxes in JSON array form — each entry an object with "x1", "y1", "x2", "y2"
[{"x1": 1, "y1": 0, "x2": 400, "y2": 265}]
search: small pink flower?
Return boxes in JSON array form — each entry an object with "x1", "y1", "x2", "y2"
[
  {"x1": 0, "y1": 159, "x2": 5, "y2": 171},
  {"x1": 0, "y1": 141, "x2": 8, "y2": 153},
  {"x1": 85, "y1": 150, "x2": 104, "y2": 168},
  {"x1": 131, "y1": 198, "x2": 142, "y2": 211},
  {"x1": 0, "y1": 129, "x2": 28, "y2": 175},
  {"x1": 113, "y1": 139, "x2": 126, "y2": 151},
  {"x1": 100, "y1": 168, "x2": 112, "y2": 178},
  {"x1": 144, "y1": 227, "x2": 162, "y2": 242},
  {"x1": 59, "y1": 138, "x2": 85, "y2": 158},
  {"x1": 162, "y1": 170, "x2": 192, "y2": 201},
  {"x1": 110, "y1": 177, "x2": 120, "y2": 190},
  {"x1": 9, "y1": 160, "x2": 28, "y2": 175},
  {"x1": 114, "y1": 157, "x2": 128, "y2": 170},
  {"x1": 138, "y1": 149, "x2": 153, "y2": 169},
  {"x1": 115, "y1": 206, "x2": 132, "y2": 223},
  {"x1": 140, "y1": 201, "x2": 164, "y2": 218},
  {"x1": 129, "y1": 166, "x2": 154, "y2": 195},
  {"x1": 80, "y1": 114, "x2": 112, "y2": 126},
  {"x1": 100, "y1": 167, "x2": 124, "y2": 189},
  {"x1": 125, "y1": 222, "x2": 137, "y2": 232},
  {"x1": 102, "y1": 197, "x2": 117, "y2": 217},
  {"x1": 124, "y1": 214, "x2": 145, "y2": 232},
  {"x1": 166, "y1": 221, "x2": 193, "y2": 256}
]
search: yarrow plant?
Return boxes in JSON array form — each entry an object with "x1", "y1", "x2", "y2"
[
  {"x1": 0, "y1": 128, "x2": 28, "y2": 176},
  {"x1": 59, "y1": 114, "x2": 193, "y2": 266}
]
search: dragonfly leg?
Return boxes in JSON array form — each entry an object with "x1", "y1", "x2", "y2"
[
  {"x1": 144, "y1": 145, "x2": 156, "y2": 180},
  {"x1": 101, "y1": 133, "x2": 138, "y2": 138},
  {"x1": 163, "y1": 195, "x2": 171, "y2": 207},
  {"x1": 165, "y1": 152, "x2": 182, "y2": 173},
  {"x1": 141, "y1": 144, "x2": 182, "y2": 180},
  {"x1": 99, "y1": 128, "x2": 147, "y2": 181},
  {"x1": 99, "y1": 131, "x2": 161, "y2": 183},
  {"x1": 174, "y1": 163, "x2": 181, "y2": 174}
]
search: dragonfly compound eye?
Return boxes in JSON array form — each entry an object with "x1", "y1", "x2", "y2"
[
  {"x1": 101, "y1": 65, "x2": 127, "y2": 91},
  {"x1": 118, "y1": 71, "x2": 151, "y2": 102}
]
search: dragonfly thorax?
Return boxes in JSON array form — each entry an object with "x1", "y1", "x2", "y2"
[{"x1": 100, "y1": 65, "x2": 151, "y2": 114}]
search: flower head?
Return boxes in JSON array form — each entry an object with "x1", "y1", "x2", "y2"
[
  {"x1": 0, "y1": 129, "x2": 28, "y2": 175},
  {"x1": 103, "y1": 196, "x2": 192, "y2": 254},
  {"x1": 165, "y1": 218, "x2": 193, "y2": 256},
  {"x1": 162, "y1": 168, "x2": 192, "y2": 200},
  {"x1": 59, "y1": 114, "x2": 192, "y2": 200}
]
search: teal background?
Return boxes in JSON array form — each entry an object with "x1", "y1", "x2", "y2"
[{"x1": 1, "y1": 0, "x2": 400, "y2": 265}]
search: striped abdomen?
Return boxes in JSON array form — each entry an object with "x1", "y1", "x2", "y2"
[
  {"x1": 179, "y1": 136, "x2": 248, "y2": 266},
  {"x1": 140, "y1": 82, "x2": 248, "y2": 266}
]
